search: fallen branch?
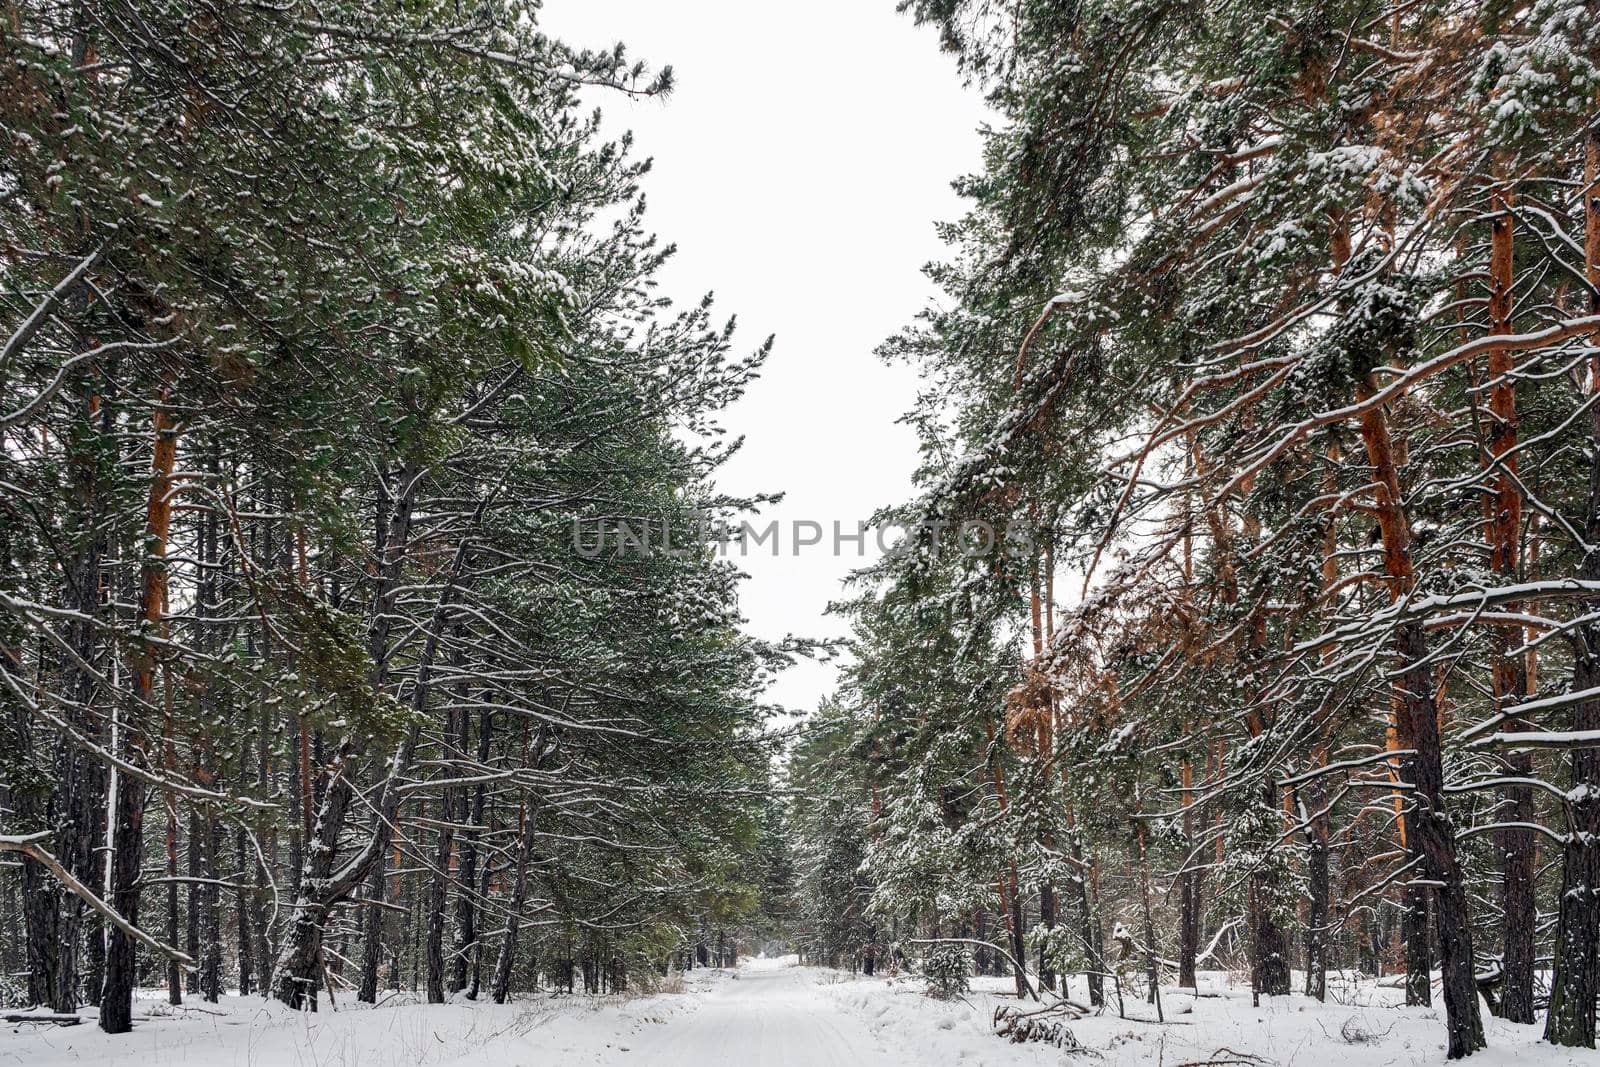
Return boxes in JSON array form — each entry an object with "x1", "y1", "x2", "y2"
[
  {"x1": 1175, "y1": 1048, "x2": 1272, "y2": 1067},
  {"x1": 4, "y1": 1013, "x2": 82, "y2": 1026},
  {"x1": 0, "y1": 832, "x2": 195, "y2": 970},
  {"x1": 993, "y1": 1003, "x2": 1102, "y2": 1054}
]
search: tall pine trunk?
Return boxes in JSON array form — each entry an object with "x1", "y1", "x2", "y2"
[
  {"x1": 200, "y1": 818, "x2": 220, "y2": 1002},
  {"x1": 491, "y1": 722, "x2": 553, "y2": 1003},
  {"x1": 1304, "y1": 763, "x2": 1330, "y2": 1001},
  {"x1": 1395, "y1": 701, "x2": 1433, "y2": 1007},
  {"x1": 1357, "y1": 374, "x2": 1484, "y2": 1056},
  {"x1": 101, "y1": 400, "x2": 179, "y2": 1033},
  {"x1": 1244, "y1": 696, "x2": 1290, "y2": 995},
  {"x1": 1545, "y1": 117, "x2": 1600, "y2": 1049},
  {"x1": 235, "y1": 826, "x2": 255, "y2": 996},
  {"x1": 184, "y1": 808, "x2": 198, "y2": 995},
  {"x1": 1484, "y1": 180, "x2": 1536, "y2": 1024},
  {"x1": 1330, "y1": 216, "x2": 1435, "y2": 1010},
  {"x1": 166, "y1": 802, "x2": 181, "y2": 1005},
  {"x1": 425, "y1": 751, "x2": 454, "y2": 1004},
  {"x1": 1397, "y1": 623, "x2": 1484, "y2": 1057},
  {"x1": 26, "y1": 388, "x2": 111, "y2": 1014},
  {"x1": 453, "y1": 707, "x2": 491, "y2": 995},
  {"x1": 1178, "y1": 759, "x2": 1200, "y2": 989},
  {"x1": 1070, "y1": 822, "x2": 1104, "y2": 1006},
  {"x1": 275, "y1": 459, "x2": 423, "y2": 1009}
]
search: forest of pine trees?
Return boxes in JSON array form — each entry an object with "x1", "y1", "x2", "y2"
[
  {"x1": 0, "y1": 0, "x2": 793, "y2": 1035},
  {"x1": 7, "y1": 0, "x2": 1600, "y2": 1063},
  {"x1": 785, "y1": 0, "x2": 1600, "y2": 1058}
]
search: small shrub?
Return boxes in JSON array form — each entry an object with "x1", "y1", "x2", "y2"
[
  {"x1": 920, "y1": 944, "x2": 971, "y2": 1000},
  {"x1": 1338, "y1": 1015, "x2": 1394, "y2": 1044}
]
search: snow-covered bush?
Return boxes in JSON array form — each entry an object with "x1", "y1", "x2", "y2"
[
  {"x1": 994, "y1": 1004, "x2": 1090, "y2": 1050},
  {"x1": 1028, "y1": 922, "x2": 1089, "y2": 977},
  {"x1": 919, "y1": 944, "x2": 970, "y2": 1000}
]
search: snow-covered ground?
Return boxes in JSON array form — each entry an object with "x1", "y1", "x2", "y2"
[
  {"x1": 818, "y1": 966, "x2": 1595, "y2": 1067},
  {"x1": 3, "y1": 958, "x2": 1594, "y2": 1066}
]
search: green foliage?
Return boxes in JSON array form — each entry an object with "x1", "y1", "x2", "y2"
[
  {"x1": 0, "y1": 0, "x2": 782, "y2": 1008},
  {"x1": 920, "y1": 943, "x2": 972, "y2": 1000}
]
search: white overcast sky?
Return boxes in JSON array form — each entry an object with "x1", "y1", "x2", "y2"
[{"x1": 540, "y1": 0, "x2": 991, "y2": 715}]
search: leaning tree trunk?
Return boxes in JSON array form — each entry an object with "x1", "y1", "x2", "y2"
[
  {"x1": 1328, "y1": 216, "x2": 1438, "y2": 1012},
  {"x1": 490, "y1": 721, "x2": 555, "y2": 1004},
  {"x1": 491, "y1": 798, "x2": 542, "y2": 1004},
  {"x1": 274, "y1": 459, "x2": 434, "y2": 1009},
  {"x1": 271, "y1": 770, "x2": 358, "y2": 1010},
  {"x1": 272, "y1": 716, "x2": 423, "y2": 1008}
]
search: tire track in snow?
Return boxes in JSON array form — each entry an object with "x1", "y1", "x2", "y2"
[{"x1": 623, "y1": 963, "x2": 897, "y2": 1067}]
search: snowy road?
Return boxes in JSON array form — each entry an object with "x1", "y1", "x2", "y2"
[
  {"x1": 621, "y1": 961, "x2": 896, "y2": 1067},
  {"x1": 11, "y1": 962, "x2": 1600, "y2": 1067}
]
